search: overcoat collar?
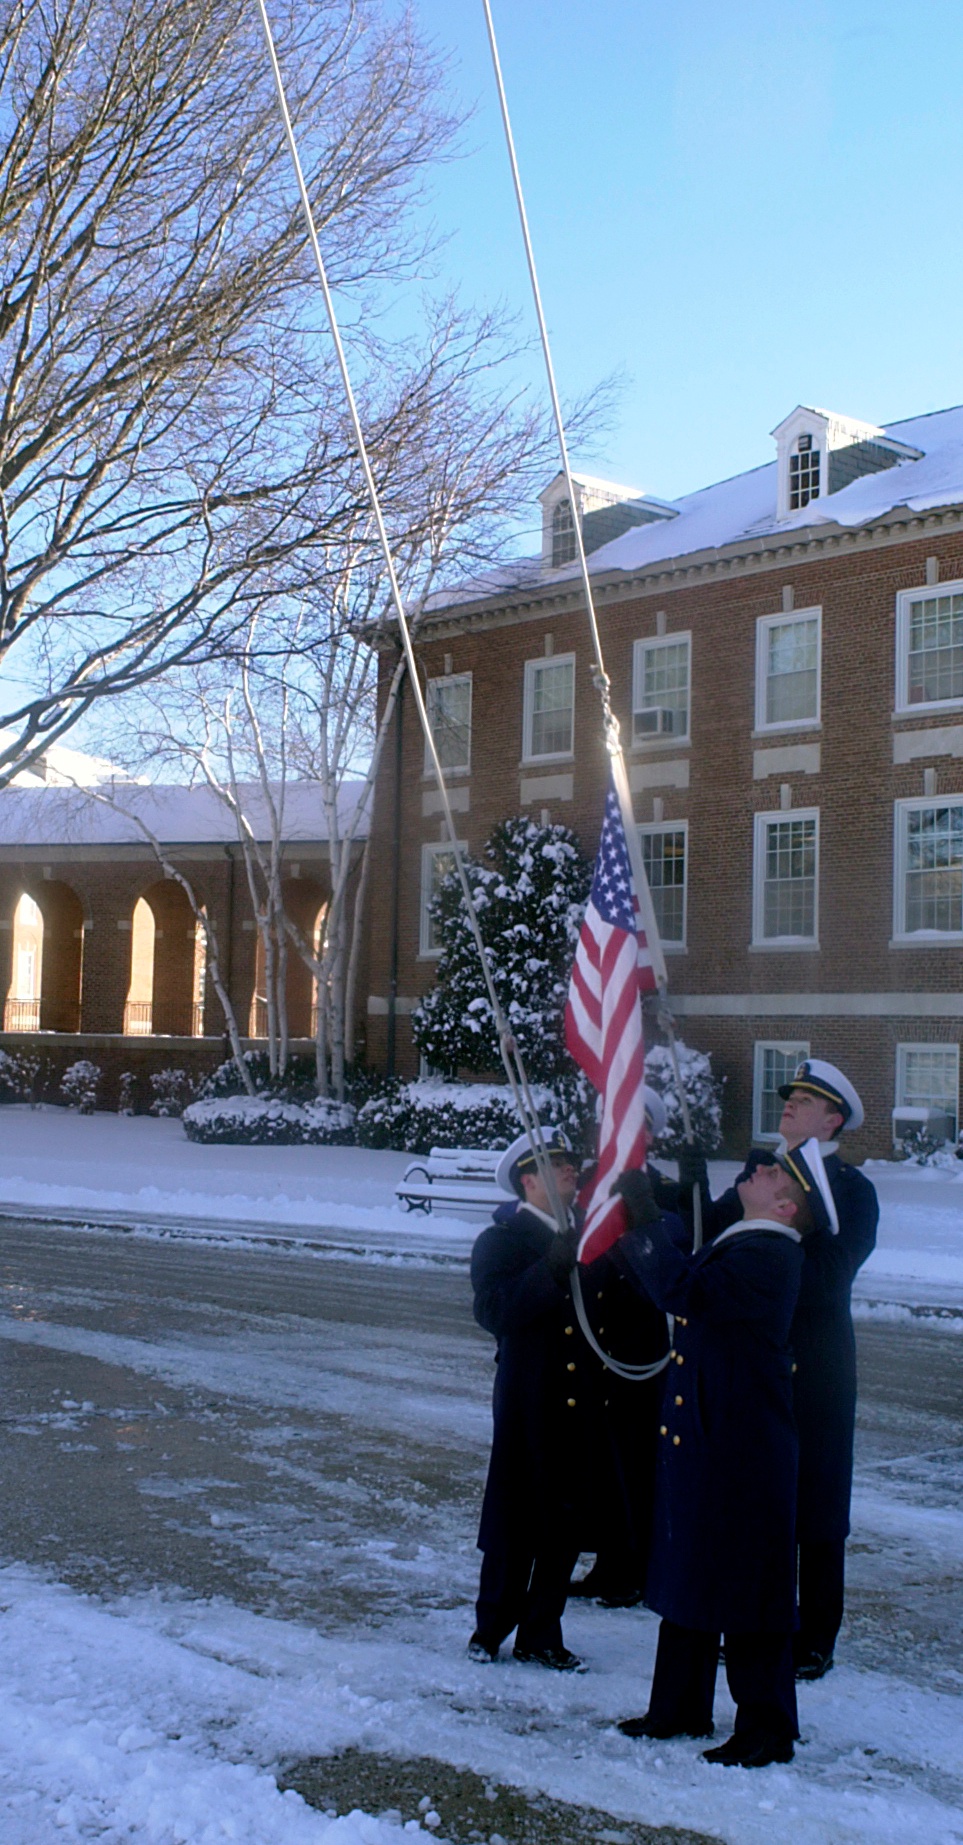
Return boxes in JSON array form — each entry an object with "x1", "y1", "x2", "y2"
[{"x1": 712, "y1": 1216, "x2": 802, "y2": 1250}]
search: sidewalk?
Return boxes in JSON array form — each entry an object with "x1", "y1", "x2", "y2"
[{"x1": 0, "y1": 1106, "x2": 961, "y2": 1309}]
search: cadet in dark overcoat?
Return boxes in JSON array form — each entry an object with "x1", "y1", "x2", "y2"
[
  {"x1": 695, "y1": 1058, "x2": 878, "y2": 1678},
  {"x1": 469, "y1": 1127, "x2": 671, "y2": 1671},
  {"x1": 612, "y1": 1156, "x2": 810, "y2": 1769}
]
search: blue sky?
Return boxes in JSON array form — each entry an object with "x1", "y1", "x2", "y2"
[{"x1": 403, "y1": 0, "x2": 963, "y2": 519}]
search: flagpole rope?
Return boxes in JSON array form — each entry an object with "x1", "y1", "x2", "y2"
[
  {"x1": 481, "y1": 0, "x2": 703, "y2": 1248},
  {"x1": 253, "y1": 0, "x2": 569, "y2": 1234}
]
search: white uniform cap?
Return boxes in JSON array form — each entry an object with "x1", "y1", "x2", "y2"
[
  {"x1": 777, "y1": 1057, "x2": 864, "y2": 1132},
  {"x1": 643, "y1": 1084, "x2": 668, "y2": 1140},
  {"x1": 779, "y1": 1136, "x2": 839, "y2": 1235},
  {"x1": 494, "y1": 1126, "x2": 573, "y2": 1197}
]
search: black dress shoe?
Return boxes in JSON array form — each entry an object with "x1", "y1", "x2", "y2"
[
  {"x1": 467, "y1": 1632, "x2": 498, "y2": 1663},
  {"x1": 795, "y1": 1648, "x2": 834, "y2": 1681},
  {"x1": 569, "y1": 1569, "x2": 643, "y2": 1607},
  {"x1": 513, "y1": 1643, "x2": 585, "y2": 1672},
  {"x1": 703, "y1": 1732, "x2": 794, "y2": 1768},
  {"x1": 619, "y1": 1713, "x2": 713, "y2": 1741}
]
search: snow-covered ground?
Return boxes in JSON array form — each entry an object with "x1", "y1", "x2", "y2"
[{"x1": 1, "y1": 1107, "x2": 962, "y2": 1309}]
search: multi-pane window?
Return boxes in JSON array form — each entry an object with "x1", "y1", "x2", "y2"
[
  {"x1": 425, "y1": 673, "x2": 472, "y2": 773},
  {"x1": 896, "y1": 800, "x2": 963, "y2": 937},
  {"x1": 896, "y1": 1044, "x2": 960, "y2": 1142},
  {"x1": 633, "y1": 635, "x2": 691, "y2": 741},
  {"x1": 753, "y1": 1041, "x2": 810, "y2": 1140},
  {"x1": 756, "y1": 610, "x2": 821, "y2": 729},
  {"x1": 789, "y1": 435, "x2": 820, "y2": 510},
  {"x1": 897, "y1": 583, "x2": 963, "y2": 709},
  {"x1": 639, "y1": 824, "x2": 687, "y2": 947},
  {"x1": 419, "y1": 841, "x2": 464, "y2": 957},
  {"x1": 753, "y1": 811, "x2": 819, "y2": 943},
  {"x1": 551, "y1": 498, "x2": 576, "y2": 567},
  {"x1": 523, "y1": 655, "x2": 575, "y2": 760}
]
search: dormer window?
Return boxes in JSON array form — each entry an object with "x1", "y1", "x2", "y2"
[
  {"x1": 789, "y1": 434, "x2": 820, "y2": 510},
  {"x1": 551, "y1": 498, "x2": 576, "y2": 567}
]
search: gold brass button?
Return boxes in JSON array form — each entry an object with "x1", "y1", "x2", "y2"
[
  {"x1": 669, "y1": 1349, "x2": 676, "y2": 1358},
  {"x1": 565, "y1": 1325, "x2": 574, "y2": 1335},
  {"x1": 567, "y1": 1397, "x2": 576, "y2": 1407},
  {"x1": 676, "y1": 1354, "x2": 684, "y2": 1365},
  {"x1": 660, "y1": 1425, "x2": 668, "y2": 1436},
  {"x1": 677, "y1": 1317, "x2": 688, "y2": 1327},
  {"x1": 567, "y1": 1362, "x2": 576, "y2": 1372},
  {"x1": 791, "y1": 1362, "x2": 798, "y2": 1373},
  {"x1": 675, "y1": 1395, "x2": 683, "y2": 1407},
  {"x1": 673, "y1": 1434, "x2": 681, "y2": 1446},
  {"x1": 598, "y1": 1326, "x2": 605, "y2": 1335}
]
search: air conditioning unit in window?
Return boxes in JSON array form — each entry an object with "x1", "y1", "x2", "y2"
[
  {"x1": 635, "y1": 707, "x2": 677, "y2": 737},
  {"x1": 891, "y1": 1105, "x2": 953, "y2": 1147}
]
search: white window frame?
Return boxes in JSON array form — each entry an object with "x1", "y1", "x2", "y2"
[
  {"x1": 638, "y1": 820, "x2": 688, "y2": 950},
  {"x1": 895, "y1": 577, "x2": 963, "y2": 716},
  {"x1": 893, "y1": 796, "x2": 963, "y2": 944},
  {"x1": 632, "y1": 632, "x2": 692, "y2": 746},
  {"x1": 754, "y1": 607, "x2": 822, "y2": 733},
  {"x1": 895, "y1": 1042, "x2": 960, "y2": 1143},
  {"x1": 419, "y1": 840, "x2": 466, "y2": 959},
  {"x1": 753, "y1": 1040, "x2": 811, "y2": 1142},
  {"x1": 752, "y1": 807, "x2": 820, "y2": 948},
  {"x1": 522, "y1": 652, "x2": 576, "y2": 764},
  {"x1": 424, "y1": 672, "x2": 472, "y2": 776}
]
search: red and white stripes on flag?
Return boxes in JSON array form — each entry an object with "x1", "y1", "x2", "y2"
[{"x1": 565, "y1": 782, "x2": 658, "y2": 1263}]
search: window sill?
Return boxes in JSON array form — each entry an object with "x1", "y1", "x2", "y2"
[
  {"x1": 889, "y1": 935, "x2": 963, "y2": 949},
  {"x1": 660, "y1": 942, "x2": 687, "y2": 955},
  {"x1": 751, "y1": 723, "x2": 822, "y2": 740},
  {"x1": 629, "y1": 735, "x2": 691, "y2": 754},
  {"x1": 892, "y1": 702, "x2": 963, "y2": 722},
  {"x1": 749, "y1": 940, "x2": 821, "y2": 953},
  {"x1": 421, "y1": 767, "x2": 470, "y2": 781},
  {"x1": 518, "y1": 754, "x2": 575, "y2": 769}
]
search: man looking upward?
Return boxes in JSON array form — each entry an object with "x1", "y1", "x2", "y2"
[{"x1": 697, "y1": 1058, "x2": 879, "y2": 1680}]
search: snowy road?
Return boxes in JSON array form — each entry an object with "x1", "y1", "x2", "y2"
[{"x1": 1, "y1": 1219, "x2": 962, "y2": 1844}]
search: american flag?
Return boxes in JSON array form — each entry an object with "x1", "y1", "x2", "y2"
[{"x1": 565, "y1": 781, "x2": 658, "y2": 1263}]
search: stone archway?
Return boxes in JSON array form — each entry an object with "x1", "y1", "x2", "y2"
[
  {"x1": 125, "y1": 880, "x2": 204, "y2": 1038},
  {"x1": 3, "y1": 881, "x2": 85, "y2": 1032}
]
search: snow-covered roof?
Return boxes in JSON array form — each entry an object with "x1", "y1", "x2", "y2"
[
  {"x1": 538, "y1": 469, "x2": 648, "y2": 503},
  {"x1": 0, "y1": 780, "x2": 370, "y2": 849},
  {"x1": 428, "y1": 404, "x2": 963, "y2": 616}
]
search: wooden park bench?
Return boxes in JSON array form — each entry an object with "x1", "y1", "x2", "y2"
[{"x1": 395, "y1": 1146, "x2": 511, "y2": 1216}]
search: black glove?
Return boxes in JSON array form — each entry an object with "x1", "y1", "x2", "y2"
[
  {"x1": 677, "y1": 1143, "x2": 709, "y2": 1193},
  {"x1": 545, "y1": 1224, "x2": 580, "y2": 1281},
  {"x1": 611, "y1": 1169, "x2": 662, "y2": 1229}
]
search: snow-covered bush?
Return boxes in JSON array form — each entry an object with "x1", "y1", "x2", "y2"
[
  {"x1": 118, "y1": 1072, "x2": 137, "y2": 1115},
  {"x1": 182, "y1": 1095, "x2": 355, "y2": 1146},
  {"x1": 149, "y1": 1068, "x2": 195, "y2": 1117},
  {"x1": 894, "y1": 1124, "x2": 959, "y2": 1167},
  {"x1": 195, "y1": 1050, "x2": 318, "y2": 1103},
  {"x1": 0, "y1": 1048, "x2": 41, "y2": 1103},
  {"x1": 644, "y1": 1041, "x2": 724, "y2": 1158},
  {"x1": 355, "y1": 1075, "x2": 594, "y2": 1156},
  {"x1": 60, "y1": 1059, "x2": 101, "y2": 1114},
  {"x1": 412, "y1": 816, "x2": 591, "y2": 1082}
]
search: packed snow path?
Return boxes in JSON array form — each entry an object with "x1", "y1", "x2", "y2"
[{"x1": 0, "y1": 1220, "x2": 961, "y2": 1843}]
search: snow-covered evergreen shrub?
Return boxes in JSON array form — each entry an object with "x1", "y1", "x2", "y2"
[
  {"x1": 412, "y1": 817, "x2": 591, "y2": 1082},
  {"x1": 149, "y1": 1068, "x2": 195, "y2": 1117},
  {"x1": 355, "y1": 1075, "x2": 594, "y2": 1156},
  {"x1": 644, "y1": 1041, "x2": 724, "y2": 1157},
  {"x1": 196, "y1": 1050, "x2": 318, "y2": 1103},
  {"x1": 894, "y1": 1123, "x2": 958, "y2": 1167},
  {"x1": 182, "y1": 1095, "x2": 355, "y2": 1146},
  {"x1": 118, "y1": 1072, "x2": 137, "y2": 1115},
  {"x1": 60, "y1": 1060, "x2": 101, "y2": 1114},
  {"x1": 0, "y1": 1049, "x2": 40, "y2": 1103}
]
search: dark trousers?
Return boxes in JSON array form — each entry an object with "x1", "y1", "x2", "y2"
[
  {"x1": 647, "y1": 1619, "x2": 799, "y2": 1742},
  {"x1": 475, "y1": 1534, "x2": 580, "y2": 1654},
  {"x1": 796, "y1": 1537, "x2": 846, "y2": 1658}
]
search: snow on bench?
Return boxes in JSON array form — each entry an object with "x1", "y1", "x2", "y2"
[{"x1": 395, "y1": 1146, "x2": 511, "y2": 1216}]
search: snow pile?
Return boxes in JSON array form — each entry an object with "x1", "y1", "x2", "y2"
[{"x1": 183, "y1": 1095, "x2": 356, "y2": 1147}]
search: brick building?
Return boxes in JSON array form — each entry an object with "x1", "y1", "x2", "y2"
[
  {"x1": 0, "y1": 775, "x2": 365, "y2": 1103},
  {"x1": 366, "y1": 403, "x2": 963, "y2": 1158}
]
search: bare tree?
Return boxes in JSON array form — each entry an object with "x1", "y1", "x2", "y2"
[{"x1": 0, "y1": 0, "x2": 461, "y2": 785}]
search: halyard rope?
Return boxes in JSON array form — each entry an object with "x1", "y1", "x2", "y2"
[{"x1": 253, "y1": 0, "x2": 568, "y2": 1233}]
